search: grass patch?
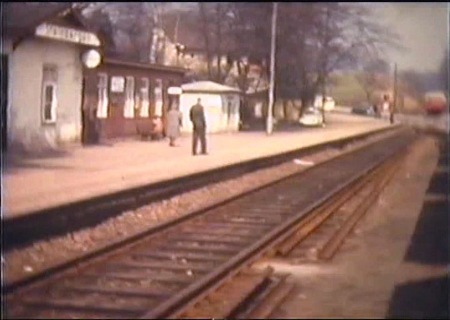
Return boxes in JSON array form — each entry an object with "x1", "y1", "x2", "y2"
[{"x1": 330, "y1": 73, "x2": 367, "y2": 107}]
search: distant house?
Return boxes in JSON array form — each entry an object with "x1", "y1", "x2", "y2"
[
  {"x1": 179, "y1": 81, "x2": 241, "y2": 133},
  {"x1": 2, "y1": 3, "x2": 101, "y2": 153},
  {"x1": 159, "y1": 9, "x2": 271, "y2": 107},
  {"x1": 160, "y1": 11, "x2": 234, "y2": 82}
]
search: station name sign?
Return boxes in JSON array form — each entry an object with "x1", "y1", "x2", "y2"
[{"x1": 35, "y1": 23, "x2": 100, "y2": 47}]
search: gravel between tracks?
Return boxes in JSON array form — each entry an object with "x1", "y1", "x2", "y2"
[
  {"x1": 3, "y1": 130, "x2": 399, "y2": 285},
  {"x1": 266, "y1": 135, "x2": 446, "y2": 318}
]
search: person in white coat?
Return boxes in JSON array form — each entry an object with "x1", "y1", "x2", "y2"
[{"x1": 165, "y1": 102, "x2": 182, "y2": 147}]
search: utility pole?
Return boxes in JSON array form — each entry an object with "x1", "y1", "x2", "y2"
[
  {"x1": 266, "y1": 2, "x2": 278, "y2": 135},
  {"x1": 175, "y1": 14, "x2": 180, "y2": 66},
  {"x1": 393, "y1": 62, "x2": 398, "y2": 112},
  {"x1": 390, "y1": 62, "x2": 397, "y2": 124}
]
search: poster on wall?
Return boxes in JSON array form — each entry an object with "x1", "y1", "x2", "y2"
[
  {"x1": 255, "y1": 102, "x2": 263, "y2": 118},
  {"x1": 154, "y1": 79, "x2": 163, "y2": 116},
  {"x1": 111, "y1": 76, "x2": 125, "y2": 93}
]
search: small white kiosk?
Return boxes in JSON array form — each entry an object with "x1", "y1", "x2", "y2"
[{"x1": 179, "y1": 81, "x2": 241, "y2": 133}]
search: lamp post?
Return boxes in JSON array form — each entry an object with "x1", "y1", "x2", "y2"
[{"x1": 266, "y1": 2, "x2": 278, "y2": 135}]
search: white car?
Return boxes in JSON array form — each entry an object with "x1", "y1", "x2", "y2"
[
  {"x1": 299, "y1": 107, "x2": 325, "y2": 127},
  {"x1": 314, "y1": 95, "x2": 336, "y2": 111}
]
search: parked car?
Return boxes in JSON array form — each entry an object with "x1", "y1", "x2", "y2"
[
  {"x1": 314, "y1": 95, "x2": 336, "y2": 111},
  {"x1": 299, "y1": 107, "x2": 325, "y2": 127},
  {"x1": 351, "y1": 105, "x2": 376, "y2": 116}
]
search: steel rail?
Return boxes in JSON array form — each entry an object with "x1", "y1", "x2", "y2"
[
  {"x1": 3, "y1": 126, "x2": 399, "y2": 250},
  {"x1": 141, "y1": 133, "x2": 414, "y2": 319},
  {"x1": 3, "y1": 127, "x2": 402, "y2": 294},
  {"x1": 169, "y1": 146, "x2": 409, "y2": 319},
  {"x1": 4, "y1": 130, "x2": 414, "y2": 320}
]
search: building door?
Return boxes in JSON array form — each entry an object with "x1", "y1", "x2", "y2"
[
  {"x1": 1, "y1": 54, "x2": 8, "y2": 152},
  {"x1": 81, "y1": 76, "x2": 89, "y2": 144},
  {"x1": 81, "y1": 76, "x2": 100, "y2": 144}
]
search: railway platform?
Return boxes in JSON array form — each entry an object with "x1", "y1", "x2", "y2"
[{"x1": 3, "y1": 113, "x2": 392, "y2": 218}]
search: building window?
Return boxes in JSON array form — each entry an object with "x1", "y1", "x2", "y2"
[
  {"x1": 139, "y1": 78, "x2": 150, "y2": 118},
  {"x1": 154, "y1": 78, "x2": 163, "y2": 117},
  {"x1": 97, "y1": 73, "x2": 108, "y2": 118},
  {"x1": 41, "y1": 65, "x2": 58, "y2": 124},
  {"x1": 124, "y1": 76, "x2": 135, "y2": 118},
  {"x1": 254, "y1": 102, "x2": 263, "y2": 118}
]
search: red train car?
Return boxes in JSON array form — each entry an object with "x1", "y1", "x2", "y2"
[{"x1": 424, "y1": 92, "x2": 448, "y2": 115}]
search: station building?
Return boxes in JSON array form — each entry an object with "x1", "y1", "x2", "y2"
[
  {"x1": 2, "y1": 4, "x2": 188, "y2": 153},
  {"x1": 81, "y1": 58, "x2": 186, "y2": 143},
  {"x1": 2, "y1": 4, "x2": 101, "y2": 153}
]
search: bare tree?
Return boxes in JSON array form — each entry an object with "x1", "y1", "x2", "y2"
[
  {"x1": 274, "y1": 3, "x2": 401, "y2": 117},
  {"x1": 82, "y1": 3, "x2": 173, "y2": 63},
  {"x1": 356, "y1": 58, "x2": 390, "y2": 104},
  {"x1": 80, "y1": 5, "x2": 115, "y2": 54},
  {"x1": 196, "y1": 3, "x2": 240, "y2": 83},
  {"x1": 276, "y1": 3, "x2": 317, "y2": 113},
  {"x1": 224, "y1": 3, "x2": 272, "y2": 91},
  {"x1": 165, "y1": 3, "x2": 271, "y2": 87},
  {"x1": 215, "y1": 4, "x2": 223, "y2": 81},
  {"x1": 198, "y1": 3, "x2": 213, "y2": 79}
]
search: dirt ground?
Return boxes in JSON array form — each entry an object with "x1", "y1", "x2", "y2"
[{"x1": 256, "y1": 135, "x2": 449, "y2": 318}]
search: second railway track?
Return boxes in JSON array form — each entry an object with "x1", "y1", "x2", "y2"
[{"x1": 4, "y1": 129, "x2": 415, "y2": 319}]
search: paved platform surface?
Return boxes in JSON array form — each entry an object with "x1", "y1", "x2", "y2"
[{"x1": 2, "y1": 113, "x2": 392, "y2": 218}]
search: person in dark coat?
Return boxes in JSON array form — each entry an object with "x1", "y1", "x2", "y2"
[
  {"x1": 166, "y1": 102, "x2": 182, "y2": 147},
  {"x1": 321, "y1": 96, "x2": 327, "y2": 125},
  {"x1": 372, "y1": 103, "x2": 379, "y2": 117},
  {"x1": 389, "y1": 101, "x2": 395, "y2": 124},
  {"x1": 84, "y1": 106, "x2": 100, "y2": 144},
  {"x1": 189, "y1": 98, "x2": 207, "y2": 155},
  {"x1": 382, "y1": 94, "x2": 394, "y2": 124}
]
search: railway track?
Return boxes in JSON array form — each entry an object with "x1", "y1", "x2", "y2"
[
  {"x1": 4, "y1": 126, "x2": 397, "y2": 250},
  {"x1": 275, "y1": 148, "x2": 404, "y2": 261},
  {"x1": 4, "y1": 129, "x2": 415, "y2": 319},
  {"x1": 170, "y1": 141, "x2": 406, "y2": 319}
]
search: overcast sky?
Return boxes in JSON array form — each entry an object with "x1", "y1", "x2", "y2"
[{"x1": 369, "y1": 2, "x2": 448, "y2": 73}]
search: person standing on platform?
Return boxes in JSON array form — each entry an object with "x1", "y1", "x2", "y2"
[
  {"x1": 372, "y1": 103, "x2": 380, "y2": 118},
  {"x1": 166, "y1": 102, "x2": 182, "y2": 147},
  {"x1": 321, "y1": 96, "x2": 327, "y2": 126},
  {"x1": 189, "y1": 98, "x2": 207, "y2": 155},
  {"x1": 382, "y1": 94, "x2": 390, "y2": 119},
  {"x1": 382, "y1": 94, "x2": 394, "y2": 124},
  {"x1": 389, "y1": 100, "x2": 395, "y2": 124}
]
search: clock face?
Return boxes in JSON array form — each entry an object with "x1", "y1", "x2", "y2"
[{"x1": 82, "y1": 49, "x2": 101, "y2": 69}]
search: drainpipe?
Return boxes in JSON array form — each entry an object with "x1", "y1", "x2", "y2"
[{"x1": 266, "y1": 2, "x2": 278, "y2": 135}]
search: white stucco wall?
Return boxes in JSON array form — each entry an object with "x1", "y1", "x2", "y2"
[
  {"x1": 179, "y1": 92, "x2": 240, "y2": 134},
  {"x1": 8, "y1": 38, "x2": 83, "y2": 152}
]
